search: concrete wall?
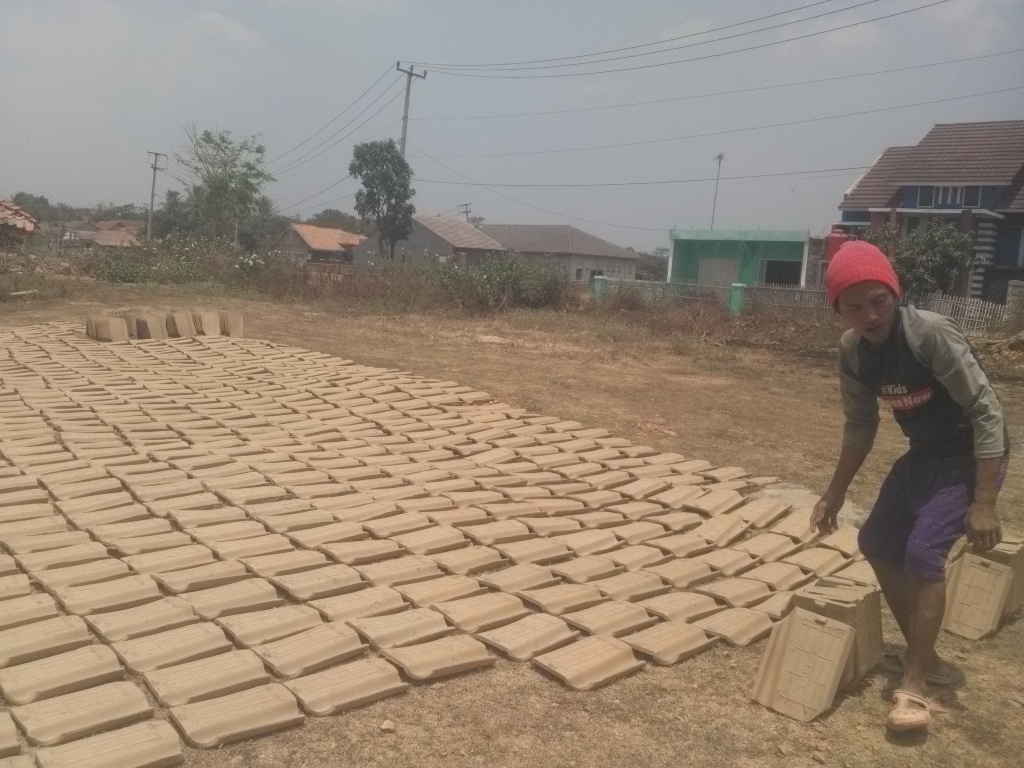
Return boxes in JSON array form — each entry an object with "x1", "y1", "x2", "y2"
[
  {"x1": 352, "y1": 221, "x2": 457, "y2": 267},
  {"x1": 276, "y1": 229, "x2": 310, "y2": 262},
  {"x1": 520, "y1": 252, "x2": 635, "y2": 281}
]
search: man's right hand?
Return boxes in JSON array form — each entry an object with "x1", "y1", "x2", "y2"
[{"x1": 810, "y1": 490, "x2": 845, "y2": 536}]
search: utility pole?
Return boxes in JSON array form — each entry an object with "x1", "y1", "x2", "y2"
[
  {"x1": 396, "y1": 62, "x2": 427, "y2": 158},
  {"x1": 458, "y1": 203, "x2": 472, "y2": 224},
  {"x1": 146, "y1": 151, "x2": 166, "y2": 241},
  {"x1": 709, "y1": 152, "x2": 724, "y2": 230}
]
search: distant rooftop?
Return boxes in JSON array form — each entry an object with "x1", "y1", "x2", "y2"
[
  {"x1": 480, "y1": 224, "x2": 638, "y2": 260},
  {"x1": 669, "y1": 229, "x2": 807, "y2": 242}
]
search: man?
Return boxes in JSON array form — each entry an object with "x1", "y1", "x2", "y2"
[{"x1": 811, "y1": 240, "x2": 1007, "y2": 732}]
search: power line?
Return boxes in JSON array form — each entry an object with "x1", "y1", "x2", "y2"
[
  {"x1": 278, "y1": 176, "x2": 352, "y2": 214},
  {"x1": 413, "y1": 166, "x2": 870, "y2": 188},
  {"x1": 426, "y1": 0, "x2": 951, "y2": 79},
  {"x1": 266, "y1": 66, "x2": 395, "y2": 165},
  {"x1": 270, "y1": 75, "x2": 405, "y2": 174},
  {"x1": 412, "y1": 83, "x2": 1024, "y2": 159},
  {"x1": 427, "y1": 0, "x2": 888, "y2": 74},
  {"x1": 411, "y1": 48, "x2": 1024, "y2": 121},
  {"x1": 272, "y1": 89, "x2": 407, "y2": 180},
  {"x1": 409, "y1": 0, "x2": 844, "y2": 68},
  {"x1": 289, "y1": 192, "x2": 357, "y2": 217}
]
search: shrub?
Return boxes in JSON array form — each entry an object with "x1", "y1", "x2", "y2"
[
  {"x1": 426, "y1": 256, "x2": 571, "y2": 312},
  {"x1": 87, "y1": 234, "x2": 235, "y2": 284}
]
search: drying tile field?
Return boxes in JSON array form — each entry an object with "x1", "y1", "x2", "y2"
[{"x1": 0, "y1": 321, "x2": 870, "y2": 767}]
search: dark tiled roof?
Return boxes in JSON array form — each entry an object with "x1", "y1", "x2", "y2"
[
  {"x1": 414, "y1": 215, "x2": 506, "y2": 250},
  {"x1": 838, "y1": 146, "x2": 913, "y2": 211},
  {"x1": 895, "y1": 120, "x2": 1024, "y2": 184},
  {"x1": 479, "y1": 224, "x2": 639, "y2": 260}
]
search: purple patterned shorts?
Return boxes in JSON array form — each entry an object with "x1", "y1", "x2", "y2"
[{"x1": 857, "y1": 451, "x2": 1007, "y2": 580}]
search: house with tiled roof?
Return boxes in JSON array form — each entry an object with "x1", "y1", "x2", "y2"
[
  {"x1": 838, "y1": 120, "x2": 1024, "y2": 300},
  {"x1": 0, "y1": 199, "x2": 38, "y2": 246},
  {"x1": 352, "y1": 214, "x2": 507, "y2": 267},
  {"x1": 480, "y1": 224, "x2": 639, "y2": 281},
  {"x1": 276, "y1": 223, "x2": 365, "y2": 263}
]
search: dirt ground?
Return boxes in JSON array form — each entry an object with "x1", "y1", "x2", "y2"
[{"x1": 2, "y1": 285, "x2": 1022, "y2": 768}]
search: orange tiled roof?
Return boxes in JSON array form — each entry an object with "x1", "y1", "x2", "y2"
[
  {"x1": 0, "y1": 199, "x2": 38, "y2": 233},
  {"x1": 292, "y1": 223, "x2": 363, "y2": 252}
]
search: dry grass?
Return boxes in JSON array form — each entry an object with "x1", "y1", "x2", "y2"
[{"x1": 1, "y1": 285, "x2": 1022, "y2": 768}]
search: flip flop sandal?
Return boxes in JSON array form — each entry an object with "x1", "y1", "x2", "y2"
[
  {"x1": 877, "y1": 652, "x2": 954, "y2": 686},
  {"x1": 887, "y1": 690, "x2": 932, "y2": 732}
]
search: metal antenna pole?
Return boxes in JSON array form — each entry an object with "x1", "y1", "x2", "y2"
[
  {"x1": 710, "y1": 152, "x2": 724, "y2": 230},
  {"x1": 396, "y1": 62, "x2": 427, "y2": 158},
  {"x1": 146, "y1": 151, "x2": 166, "y2": 241}
]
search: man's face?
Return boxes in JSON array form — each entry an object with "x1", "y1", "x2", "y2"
[{"x1": 836, "y1": 281, "x2": 897, "y2": 345}]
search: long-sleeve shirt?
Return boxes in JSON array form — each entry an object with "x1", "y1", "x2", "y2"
[{"x1": 839, "y1": 305, "x2": 1007, "y2": 459}]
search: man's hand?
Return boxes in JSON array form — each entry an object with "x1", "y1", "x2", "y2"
[
  {"x1": 811, "y1": 490, "x2": 845, "y2": 536},
  {"x1": 966, "y1": 500, "x2": 1001, "y2": 552}
]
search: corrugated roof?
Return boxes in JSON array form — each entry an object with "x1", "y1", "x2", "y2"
[
  {"x1": 479, "y1": 224, "x2": 638, "y2": 260},
  {"x1": 895, "y1": 120, "x2": 1024, "y2": 184},
  {"x1": 0, "y1": 199, "x2": 39, "y2": 233},
  {"x1": 669, "y1": 229, "x2": 807, "y2": 242},
  {"x1": 92, "y1": 229, "x2": 139, "y2": 247},
  {"x1": 414, "y1": 215, "x2": 506, "y2": 250},
  {"x1": 292, "y1": 223, "x2": 363, "y2": 252},
  {"x1": 838, "y1": 146, "x2": 914, "y2": 211}
]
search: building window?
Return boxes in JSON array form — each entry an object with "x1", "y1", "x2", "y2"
[
  {"x1": 963, "y1": 186, "x2": 981, "y2": 208},
  {"x1": 575, "y1": 268, "x2": 583, "y2": 280},
  {"x1": 761, "y1": 260, "x2": 801, "y2": 286},
  {"x1": 918, "y1": 186, "x2": 934, "y2": 207}
]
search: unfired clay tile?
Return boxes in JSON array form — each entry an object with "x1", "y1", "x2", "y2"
[
  {"x1": 54, "y1": 575, "x2": 161, "y2": 615},
  {"x1": 117, "y1": 536, "x2": 202, "y2": 569},
  {"x1": 0, "y1": 615, "x2": 93, "y2": 668},
  {"x1": 563, "y1": 601, "x2": 658, "y2": 637},
  {"x1": 144, "y1": 649, "x2": 270, "y2": 707},
  {"x1": 362, "y1": 512, "x2": 432, "y2": 539},
  {"x1": 518, "y1": 583, "x2": 608, "y2": 615},
  {"x1": 692, "y1": 515, "x2": 751, "y2": 547},
  {"x1": 271, "y1": 564, "x2": 366, "y2": 601},
  {"x1": 170, "y1": 683, "x2": 303, "y2": 748},
  {"x1": 476, "y1": 613, "x2": 578, "y2": 661},
  {"x1": 380, "y1": 634, "x2": 495, "y2": 681},
  {"x1": 217, "y1": 605, "x2": 322, "y2": 647},
  {"x1": 621, "y1": 621, "x2": 717, "y2": 665},
  {"x1": 691, "y1": 548, "x2": 760, "y2": 577},
  {"x1": 638, "y1": 591, "x2": 724, "y2": 623},
  {"x1": 209, "y1": 534, "x2": 294, "y2": 560},
  {"x1": 771, "y1": 512, "x2": 818, "y2": 544},
  {"x1": 11, "y1": 681, "x2": 152, "y2": 746},
  {"x1": 606, "y1": 545, "x2": 671, "y2": 571},
  {"x1": 567, "y1": 511, "x2": 626, "y2": 530},
  {"x1": 240, "y1": 549, "x2": 329, "y2": 578},
  {"x1": 32, "y1": 720, "x2": 182, "y2": 768},
  {"x1": 552, "y1": 529, "x2": 620, "y2": 556},
  {"x1": 434, "y1": 592, "x2": 531, "y2": 633},
  {"x1": 253, "y1": 623, "x2": 367, "y2": 679},
  {"x1": 354, "y1": 555, "x2": 443, "y2": 587},
  {"x1": 693, "y1": 607, "x2": 774, "y2": 647},
  {"x1": 179, "y1": 578, "x2": 282, "y2": 620},
  {"x1": 735, "y1": 498, "x2": 791, "y2": 528},
  {"x1": 110, "y1": 532, "x2": 194, "y2": 557},
  {"x1": 349, "y1": 607, "x2": 453, "y2": 648},
  {"x1": 694, "y1": 578, "x2": 772, "y2": 608},
  {"x1": 112, "y1": 622, "x2": 233, "y2": 674},
  {"x1": 647, "y1": 533, "x2": 715, "y2": 558},
  {"x1": 0, "y1": 574, "x2": 31, "y2": 601},
  {"x1": 832, "y1": 560, "x2": 879, "y2": 588},
  {"x1": 310, "y1": 587, "x2": 408, "y2": 623},
  {"x1": 550, "y1": 556, "x2": 623, "y2": 584},
  {"x1": 533, "y1": 636, "x2": 644, "y2": 691},
  {"x1": 0, "y1": 592, "x2": 57, "y2": 632},
  {"x1": 86, "y1": 597, "x2": 199, "y2": 643},
  {"x1": 751, "y1": 590, "x2": 795, "y2": 621},
  {"x1": 782, "y1": 547, "x2": 850, "y2": 578},
  {"x1": 395, "y1": 575, "x2": 488, "y2": 608},
  {"x1": 750, "y1": 608, "x2": 855, "y2": 722},
  {"x1": 734, "y1": 533, "x2": 801, "y2": 563},
  {"x1": 819, "y1": 526, "x2": 862, "y2": 559},
  {"x1": 0, "y1": 645, "x2": 124, "y2": 705},
  {"x1": 942, "y1": 554, "x2": 1013, "y2": 640},
  {"x1": 284, "y1": 658, "x2": 407, "y2": 715},
  {"x1": 745, "y1": 563, "x2": 815, "y2": 592}
]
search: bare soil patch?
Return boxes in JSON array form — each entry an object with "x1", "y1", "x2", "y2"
[{"x1": 2, "y1": 286, "x2": 1022, "y2": 768}]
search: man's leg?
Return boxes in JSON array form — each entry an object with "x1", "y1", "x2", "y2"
[{"x1": 900, "y1": 575, "x2": 946, "y2": 698}]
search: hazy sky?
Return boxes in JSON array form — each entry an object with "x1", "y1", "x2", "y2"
[{"x1": 2, "y1": 0, "x2": 1022, "y2": 250}]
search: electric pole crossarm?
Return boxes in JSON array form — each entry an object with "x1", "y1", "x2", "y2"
[{"x1": 396, "y1": 61, "x2": 427, "y2": 158}]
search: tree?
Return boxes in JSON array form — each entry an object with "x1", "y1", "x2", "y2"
[
  {"x1": 348, "y1": 139, "x2": 415, "y2": 262},
  {"x1": 153, "y1": 190, "x2": 191, "y2": 237},
  {"x1": 860, "y1": 221, "x2": 975, "y2": 295},
  {"x1": 175, "y1": 126, "x2": 274, "y2": 239},
  {"x1": 306, "y1": 208, "x2": 369, "y2": 235},
  {"x1": 630, "y1": 246, "x2": 670, "y2": 281},
  {"x1": 468, "y1": 215, "x2": 486, "y2": 229}
]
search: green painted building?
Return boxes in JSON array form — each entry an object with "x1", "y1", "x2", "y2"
[{"x1": 668, "y1": 229, "x2": 809, "y2": 287}]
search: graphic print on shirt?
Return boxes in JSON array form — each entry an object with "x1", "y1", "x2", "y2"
[{"x1": 878, "y1": 383, "x2": 934, "y2": 411}]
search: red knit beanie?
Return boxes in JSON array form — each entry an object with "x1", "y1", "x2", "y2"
[{"x1": 825, "y1": 240, "x2": 901, "y2": 306}]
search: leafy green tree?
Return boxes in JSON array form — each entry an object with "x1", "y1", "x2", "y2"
[
  {"x1": 153, "y1": 190, "x2": 192, "y2": 237},
  {"x1": 239, "y1": 195, "x2": 292, "y2": 251},
  {"x1": 348, "y1": 139, "x2": 415, "y2": 262},
  {"x1": 630, "y1": 246, "x2": 669, "y2": 281},
  {"x1": 861, "y1": 221, "x2": 974, "y2": 295},
  {"x1": 306, "y1": 208, "x2": 369, "y2": 235},
  {"x1": 175, "y1": 126, "x2": 274, "y2": 239}
]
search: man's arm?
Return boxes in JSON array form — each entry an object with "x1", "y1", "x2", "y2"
[
  {"x1": 811, "y1": 336, "x2": 879, "y2": 534},
  {"x1": 812, "y1": 444, "x2": 871, "y2": 535},
  {"x1": 910, "y1": 312, "x2": 1006, "y2": 550}
]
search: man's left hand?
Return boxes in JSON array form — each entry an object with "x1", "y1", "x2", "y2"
[{"x1": 966, "y1": 501, "x2": 1002, "y2": 552}]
